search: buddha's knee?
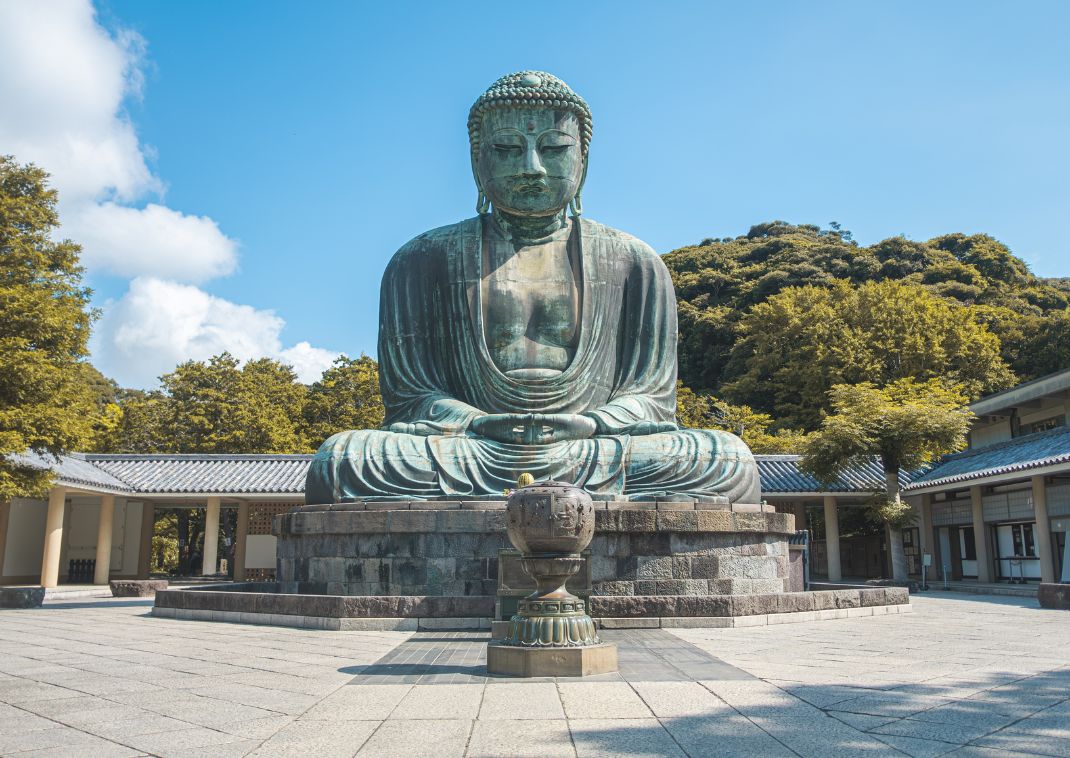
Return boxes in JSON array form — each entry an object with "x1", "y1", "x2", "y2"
[
  {"x1": 629, "y1": 427, "x2": 754, "y2": 460},
  {"x1": 314, "y1": 428, "x2": 431, "y2": 461}
]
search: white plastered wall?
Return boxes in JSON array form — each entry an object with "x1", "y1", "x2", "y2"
[
  {"x1": 60, "y1": 497, "x2": 144, "y2": 577},
  {"x1": 3, "y1": 497, "x2": 47, "y2": 578}
]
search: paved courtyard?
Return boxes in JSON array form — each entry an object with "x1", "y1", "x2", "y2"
[{"x1": 0, "y1": 593, "x2": 1067, "y2": 757}]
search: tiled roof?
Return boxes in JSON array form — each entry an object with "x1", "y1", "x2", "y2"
[
  {"x1": 19, "y1": 451, "x2": 904, "y2": 498},
  {"x1": 10, "y1": 451, "x2": 133, "y2": 492},
  {"x1": 84, "y1": 454, "x2": 312, "y2": 494},
  {"x1": 755, "y1": 455, "x2": 907, "y2": 494},
  {"x1": 905, "y1": 424, "x2": 1070, "y2": 491}
]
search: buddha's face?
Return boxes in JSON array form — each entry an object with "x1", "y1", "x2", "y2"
[{"x1": 476, "y1": 107, "x2": 584, "y2": 216}]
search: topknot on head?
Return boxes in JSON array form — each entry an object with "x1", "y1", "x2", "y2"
[{"x1": 468, "y1": 70, "x2": 593, "y2": 161}]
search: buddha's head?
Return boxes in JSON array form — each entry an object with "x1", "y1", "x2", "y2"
[{"x1": 468, "y1": 71, "x2": 592, "y2": 217}]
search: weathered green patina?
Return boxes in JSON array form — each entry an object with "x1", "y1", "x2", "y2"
[{"x1": 305, "y1": 71, "x2": 761, "y2": 503}]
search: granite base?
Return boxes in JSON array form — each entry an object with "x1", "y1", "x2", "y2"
[
  {"x1": 274, "y1": 501, "x2": 795, "y2": 598},
  {"x1": 486, "y1": 641, "x2": 618, "y2": 677}
]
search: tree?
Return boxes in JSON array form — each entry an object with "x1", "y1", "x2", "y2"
[
  {"x1": 800, "y1": 379, "x2": 974, "y2": 581},
  {"x1": 97, "y1": 389, "x2": 170, "y2": 453},
  {"x1": 662, "y1": 222, "x2": 1066, "y2": 395},
  {"x1": 75, "y1": 363, "x2": 124, "y2": 452},
  {"x1": 105, "y1": 353, "x2": 388, "y2": 455},
  {"x1": 0, "y1": 157, "x2": 97, "y2": 498},
  {"x1": 301, "y1": 355, "x2": 384, "y2": 446},
  {"x1": 676, "y1": 382, "x2": 808, "y2": 454},
  {"x1": 160, "y1": 353, "x2": 307, "y2": 453},
  {"x1": 1022, "y1": 311, "x2": 1070, "y2": 378},
  {"x1": 723, "y1": 279, "x2": 1014, "y2": 429}
]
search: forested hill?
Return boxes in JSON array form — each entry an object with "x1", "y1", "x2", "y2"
[{"x1": 662, "y1": 222, "x2": 1070, "y2": 430}]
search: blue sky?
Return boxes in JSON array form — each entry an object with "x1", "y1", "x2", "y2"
[{"x1": 3, "y1": 1, "x2": 1068, "y2": 387}]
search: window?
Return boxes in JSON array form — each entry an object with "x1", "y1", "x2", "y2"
[
  {"x1": 1021, "y1": 414, "x2": 1066, "y2": 436},
  {"x1": 961, "y1": 527, "x2": 977, "y2": 561}
]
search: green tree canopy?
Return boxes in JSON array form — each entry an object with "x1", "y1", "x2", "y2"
[
  {"x1": 800, "y1": 379, "x2": 974, "y2": 580},
  {"x1": 105, "y1": 353, "x2": 387, "y2": 454},
  {"x1": 676, "y1": 382, "x2": 807, "y2": 454},
  {"x1": 723, "y1": 279, "x2": 1014, "y2": 429},
  {"x1": 302, "y1": 355, "x2": 385, "y2": 447},
  {"x1": 0, "y1": 157, "x2": 98, "y2": 497},
  {"x1": 663, "y1": 222, "x2": 1067, "y2": 397}
]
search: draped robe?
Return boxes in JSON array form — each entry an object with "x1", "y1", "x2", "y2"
[{"x1": 305, "y1": 216, "x2": 761, "y2": 503}]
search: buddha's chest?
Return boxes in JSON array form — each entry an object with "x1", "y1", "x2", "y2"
[{"x1": 480, "y1": 238, "x2": 579, "y2": 374}]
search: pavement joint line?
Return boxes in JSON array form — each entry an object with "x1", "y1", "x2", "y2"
[
  {"x1": 960, "y1": 693, "x2": 1070, "y2": 750},
  {"x1": 695, "y1": 678, "x2": 808, "y2": 758},
  {"x1": 3, "y1": 684, "x2": 248, "y2": 757}
]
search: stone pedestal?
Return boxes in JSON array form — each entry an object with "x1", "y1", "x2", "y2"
[
  {"x1": 487, "y1": 640, "x2": 618, "y2": 677},
  {"x1": 274, "y1": 501, "x2": 794, "y2": 599}
]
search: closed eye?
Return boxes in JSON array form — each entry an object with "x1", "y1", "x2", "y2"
[
  {"x1": 494, "y1": 144, "x2": 522, "y2": 152},
  {"x1": 540, "y1": 145, "x2": 569, "y2": 154}
]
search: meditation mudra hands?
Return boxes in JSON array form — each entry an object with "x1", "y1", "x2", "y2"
[
  {"x1": 469, "y1": 413, "x2": 597, "y2": 445},
  {"x1": 468, "y1": 414, "x2": 677, "y2": 444}
]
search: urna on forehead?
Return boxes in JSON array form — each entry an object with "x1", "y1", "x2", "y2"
[{"x1": 468, "y1": 70, "x2": 593, "y2": 159}]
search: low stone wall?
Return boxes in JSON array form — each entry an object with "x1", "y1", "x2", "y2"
[
  {"x1": 589, "y1": 586, "x2": 908, "y2": 617},
  {"x1": 155, "y1": 586, "x2": 493, "y2": 618},
  {"x1": 152, "y1": 584, "x2": 909, "y2": 631},
  {"x1": 0, "y1": 587, "x2": 45, "y2": 609},
  {"x1": 275, "y1": 502, "x2": 794, "y2": 598},
  {"x1": 110, "y1": 579, "x2": 168, "y2": 597},
  {"x1": 1038, "y1": 582, "x2": 1070, "y2": 610}
]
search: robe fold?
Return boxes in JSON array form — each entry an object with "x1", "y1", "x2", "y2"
[{"x1": 305, "y1": 216, "x2": 761, "y2": 503}]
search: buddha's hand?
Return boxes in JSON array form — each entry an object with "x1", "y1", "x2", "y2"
[
  {"x1": 618, "y1": 420, "x2": 679, "y2": 436},
  {"x1": 469, "y1": 413, "x2": 597, "y2": 445},
  {"x1": 386, "y1": 421, "x2": 458, "y2": 436}
]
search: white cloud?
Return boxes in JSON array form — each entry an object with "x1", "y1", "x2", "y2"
[
  {"x1": 1, "y1": 0, "x2": 338, "y2": 387},
  {"x1": 66, "y1": 202, "x2": 238, "y2": 282},
  {"x1": 0, "y1": 0, "x2": 237, "y2": 282},
  {"x1": 93, "y1": 278, "x2": 340, "y2": 388},
  {"x1": 279, "y1": 342, "x2": 343, "y2": 384}
]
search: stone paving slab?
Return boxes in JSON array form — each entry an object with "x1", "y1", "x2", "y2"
[
  {"x1": 0, "y1": 593, "x2": 1067, "y2": 756},
  {"x1": 343, "y1": 627, "x2": 753, "y2": 686}
]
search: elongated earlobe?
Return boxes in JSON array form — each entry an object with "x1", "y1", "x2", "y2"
[{"x1": 569, "y1": 156, "x2": 589, "y2": 217}]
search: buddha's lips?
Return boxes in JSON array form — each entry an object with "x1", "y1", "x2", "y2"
[{"x1": 513, "y1": 181, "x2": 550, "y2": 194}]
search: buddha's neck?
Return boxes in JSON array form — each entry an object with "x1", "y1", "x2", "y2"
[{"x1": 491, "y1": 208, "x2": 568, "y2": 245}]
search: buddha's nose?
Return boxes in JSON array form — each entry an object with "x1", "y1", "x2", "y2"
[{"x1": 522, "y1": 146, "x2": 547, "y2": 177}]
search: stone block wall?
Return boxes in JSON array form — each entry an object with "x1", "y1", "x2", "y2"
[
  {"x1": 275, "y1": 502, "x2": 795, "y2": 599},
  {"x1": 589, "y1": 509, "x2": 793, "y2": 596},
  {"x1": 276, "y1": 508, "x2": 509, "y2": 596}
]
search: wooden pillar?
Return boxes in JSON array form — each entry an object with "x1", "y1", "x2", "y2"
[
  {"x1": 234, "y1": 501, "x2": 250, "y2": 581},
  {"x1": 93, "y1": 495, "x2": 115, "y2": 585},
  {"x1": 137, "y1": 502, "x2": 155, "y2": 579},
  {"x1": 919, "y1": 494, "x2": 935, "y2": 582},
  {"x1": 793, "y1": 502, "x2": 807, "y2": 532},
  {"x1": 40, "y1": 487, "x2": 66, "y2": 588},
  {"x1": 0, "y1": 500, "x2": 10, "y2": 582},
  {"x1": 202, "y1": 497, "x2": 221, "y2": 576},
  {"x1": 1032, "y1": 476, "x2": 1056, "y2": 584},
  {"x1": 969, "y1": 485, "x2": 993, "y2": 582},
  {"x1": 823, "y1": 495, "x2": 842, "y2": 581}
]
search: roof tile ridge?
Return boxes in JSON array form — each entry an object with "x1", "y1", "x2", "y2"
[
  {"x1": 84, "y1": 452, "x2": 315, "y2": 461},
  {"x1": 947, "y1": 424, "x2": 1070, "y2": 460}
]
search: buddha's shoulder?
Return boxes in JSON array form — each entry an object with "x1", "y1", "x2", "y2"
[
  {"x1": 580, "y1": 218, "x2": 661, "y2": 263},
  {"x1": 386, "y1": 218, "x2": 480, "y2": 268}
]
